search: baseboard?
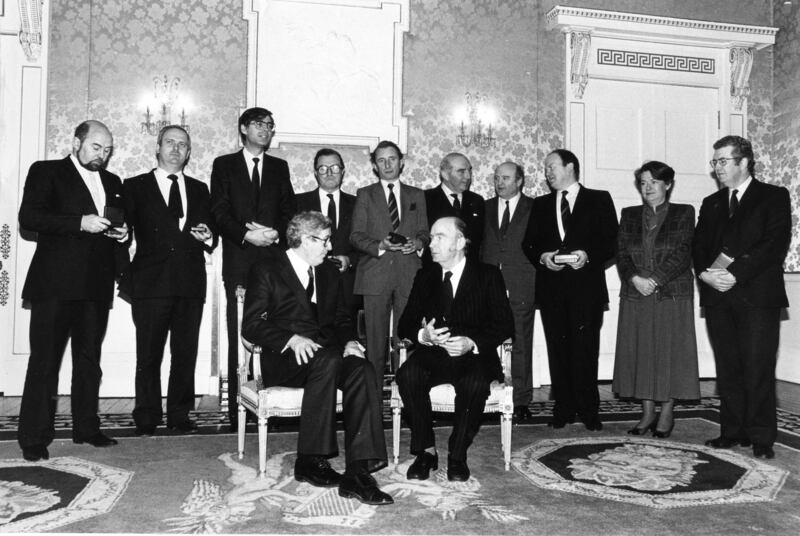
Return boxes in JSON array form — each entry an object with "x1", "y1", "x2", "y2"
[{"x1": 777, "y1": 380, "x2": 800, "y2": 414}]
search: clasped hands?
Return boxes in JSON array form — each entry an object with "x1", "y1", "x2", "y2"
[
  {"x1": 700, "y1": 268, "x2": 737, "y2": 292},
  {"x1": 244, "y1": 222, "x2": 279, "y2": 247},
  {"x1": 379, "y1": 235, "x2": 421, "y2": 255},
  {"x1": 419, "y1": 318, "x2": 474, "y2": 357},
  {"x1": 81, "y1": 214, "x2": 128, "y2": 241},
  {"x1": 539, "y1": 249, "x2": 588, "y2": 271},
  {"x1": 631, "y1": 275, "x2": 657, "y2": 296},
  {"x1": 285, "y1": 334, "x2": 365, "y2": 365}
]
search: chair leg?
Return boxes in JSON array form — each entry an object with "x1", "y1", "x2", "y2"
[
  {"x1": 258, "y1": 417, "x2": 268, "y2": 477},
  {"x1": 392, "y1": 407, "x2": 401, "y2": 465},
  {"x1": 502, "y1": 412, "x2": 512, "y2": 471},
  {"x1": 237, "y1": 405, "x2": 246, "y2": 459}
]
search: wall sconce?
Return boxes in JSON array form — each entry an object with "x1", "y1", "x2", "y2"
[
  {"x1": 455, "y1": 92, "x2": 496, "y2": 149},
  {"x1": 140, "y1": 75, "x2": 190, "y2": 136}
]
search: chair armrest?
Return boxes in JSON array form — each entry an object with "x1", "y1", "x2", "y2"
[
  {"x1": 252, "y1": 345, "x2": 264, "y2": 390},
  {"x1": 500, "y1": 338, "x2": 512, "y2": 385},
  {"x1": 396, "y1": 338, "x2": 413, "y2": 368}
]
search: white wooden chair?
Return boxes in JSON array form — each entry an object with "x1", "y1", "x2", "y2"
[
  {"x1": 235, "y1": 285, "x2": 342, "y2": 477},
  {"x1": 389, "y1": 339, "x2": 514, "y2": 470}
]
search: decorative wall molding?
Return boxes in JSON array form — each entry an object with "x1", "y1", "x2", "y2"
[
  {"x1": 570, "y1": 31, "x2": 591, "y2": 99},
  {"x1": 597, "y1": 49, "x2": 714, "y2": 74},
  {"x1": 0, "y1": 224, "x2": 10, "y2": 259},
  {"x1": 17, "y1": 0, "x2": 42, "y2": 62},
  {"x1": 0, "y1": 270, "x2": 8, "y2": 307},
  {"x1": 730, "y1": 47, "x2": 754, "y2": 112}
]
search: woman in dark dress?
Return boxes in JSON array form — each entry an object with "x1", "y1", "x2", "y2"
[{"x1": 613, "y1": 161, "x2": 700, "y2": 437}]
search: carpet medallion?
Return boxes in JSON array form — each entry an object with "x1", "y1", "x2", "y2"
[
  {"x1": 163, "y1": 451, "x2": 528, "y2": 533},
  {"x1": 512, "y1": 437, "x2": 788, "y2": 509},
  {"x1": 0, "y1": 456, "x2": 132, "y2": 533}
]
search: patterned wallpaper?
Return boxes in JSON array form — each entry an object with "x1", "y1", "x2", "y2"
[{"x1": 45, "y1": 0, "x2": 795, "y2": 265}]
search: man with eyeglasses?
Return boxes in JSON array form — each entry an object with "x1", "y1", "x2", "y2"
[
  {"x1": 121, "y1": 125, "x2": 216, "y2": 436},
  {"x1": 350, "y1": 140, "x2": 430, "y2": 395},
  {"x1": 296, "y1": 149, "x2": 359, "y2": 317},
  {"x1": 243, "y1": 211, "x2": 393, "y2": 506},
  {"x1": 693, "y1": 135, "x2": 791, "y2": 460},
  {"x1": 211, "y1": 107, "x2": 296, "y2": 430}
]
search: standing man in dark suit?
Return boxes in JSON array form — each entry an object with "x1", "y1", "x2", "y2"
[
  {"x1": 17, "y1": 120, "x2": 127, "y2": 461},
  {"x1": 211, "y1": 107, "x2": 296, "y2": 428},
  {"x1": 397, "y1": 216, "x2": 513, "y2": 481},
  {"x1": 296, "y1": 148, "x2": 359, "y2": 316},
  {"x1": 424, "y1": 152, "x2": 485, "y2": 261},
  {"x1": 242, "y1": 211, "x2": 392, "y2": 505},
  {"x1": 122, "y1": 125, "x2": 216, "y2": 436},
  {"x1": 350, "y1": 140, "x2": 430, "y2": 393},
  {"x1": 481, "y1": 161, "x2": 536, "y2": 423},
  {"x1": 693, "y1": 135, "x2": 791, "y2": 459},
  {"x1": 522, "y1": 149, "x2": 618, "y2": 431}
]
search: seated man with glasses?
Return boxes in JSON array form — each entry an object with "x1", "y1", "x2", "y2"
[
  {"x1": 242, "y1": 211, "x2": 393, "y2": 505},
  {"x1": 296, "y1": 148, "x2": 360, "y2": 319}
]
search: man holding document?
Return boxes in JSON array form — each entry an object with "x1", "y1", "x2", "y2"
[{"x1": 693, "y1": 135, "x2": 791, "y2": 460}]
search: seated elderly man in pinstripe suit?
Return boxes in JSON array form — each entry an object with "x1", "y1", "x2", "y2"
[{"x1": 396, "y1": 216, "x2": 513, "y2": 482}]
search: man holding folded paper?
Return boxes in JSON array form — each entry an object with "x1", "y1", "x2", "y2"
[{"x1": 693, "y1": 135, "x2": 791, "y2": 460}]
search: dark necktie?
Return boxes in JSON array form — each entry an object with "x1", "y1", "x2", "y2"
[
  {"x1": 560, "y1": 191, "x2": 571, "y2": 236},
  {"x1": 167, "y1": 174, "x2": 183, "y2": 221},
  {"x1": 306, "y1": 266, "x2": 315, "y2": 303},
  {"x1": 387, "y1": 183, "x2": 400, "y2": 231},
  {"x1": 500, "y1": 200, "x2": 510, "y2": 235},
  {"x1": 451, "y1": 193, "x2": 461, "y2": 213},
  {"x1": 441, "y1": 270, "x2": 454, "y2": 321},
  {"x1": 327, "y1": 193, "x2": 337, "y2": 230},
  {"x1": 252, "y1": 157, "x2": 261, "y2": 209},
  {"x1": 729, "y1": 189, "x2": 739, "y2": 218}
]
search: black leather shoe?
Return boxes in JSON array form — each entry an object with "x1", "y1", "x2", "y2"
[
  {"x1": 22, "y1": 445, "x2": 49, "y2": 462},
  {"x1": 513, "y1": 406, "x2": 532, "y2": 424},
  {"x1": 406, "y1": 452, "x2": 438, "y2": 480},
  {"x1": 134, "y1": 424, "x2": 156, "y2": 436},
  {"x1": 547, "y1": 415, "x2": 575, "y2": 429},
  {"x1": 294, "y1": 456, "x2": 342, "y2": 487},
  {"x1": 339, "y1": 471, "x2": 393, "y2": 505},
  {"x1": 627, "y1": 421, "x2": 657, "y2": 436},
  {"x1": 753, "y1": 444, "x2": 775, "y2": 459},
  {"x1": 447, "y1": 457, "x2": 470, "y2": 482},
  {"x1": 583, "y1": 418, "x2": 603, "y2": 432},
  {"x1": 73, "y1": 432, "x2": 118, "y2": 447},
  {"x1": 705, "y1": 436, "x2": 752, "y2": 449},
  {"x1": 168, "y1": 420, "x2": 199, "y2": 434}
]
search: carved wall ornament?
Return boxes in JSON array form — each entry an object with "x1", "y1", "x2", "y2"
[
  {"x1": 0, "y1": 270, "x2": 8, "y2": 307},
  {"x1": 730, "y1": 47, "x2": 754, "y2": 112},
  {"x1": 570, "y1": 31, "x2": 591, "y2": 99},
  {"x1": 597, "y1": 49, "x2": 715, "y2": 74},
  {"x1": 0, "y1": 224, "x2": 10, "y2": 259},
  {"x1": 18, "y1": 0, "x2": 43, "y2": 62}
]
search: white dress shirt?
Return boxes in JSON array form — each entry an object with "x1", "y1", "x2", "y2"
[
  {"x1": 154, "y1": 167, "x2": 188, "y2": 230},
  {"x1": 70, "y1": 154, "x2": 105, "y2": 213}
]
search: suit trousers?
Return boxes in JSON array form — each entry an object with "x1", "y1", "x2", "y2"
[
  {"x1": 540, "y1": 297, "x2": 604, "y2": 422},
  {"x1": 705, "y1": 303, "x2": 780, "y2": 446},
  {"x1": 131, "y1": 297, "x2": 204, "y2": 427},
  {"x1": 18, "y1": 299, "x2": 109, "y2": 448},
  {"x1": 263, "y1": 347, "x2": 387, "y2": 466},
  {"x1": 510, "y1": 298, "x2": 535, "y2": 406},
  {"x1": 396, "y1": 346, "x2": 491, "y2": 461},
  {"x1": 363, "y1": 290, "x2": 409, "y2": 394}
]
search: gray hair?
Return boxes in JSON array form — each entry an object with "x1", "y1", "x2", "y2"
[{"x1": 286, "y1": 211, "x2": 331, "y2": 248}]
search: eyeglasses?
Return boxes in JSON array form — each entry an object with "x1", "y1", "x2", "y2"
[
  {"x1": 316, "y1": 164, "x2": 343, "y2": 175},
  {"x1": 709, "y1": 157, "x2": 742, "y2": 168},
  {"x1": 307, "y1": 234, "x2": 332, "y2": 247},
  {"x1": 250, "y1": 120, "x2": 275, "y2": 132}
]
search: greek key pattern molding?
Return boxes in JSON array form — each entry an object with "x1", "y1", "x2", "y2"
[{"x1": 597, "y1": 49, "x2": 715, "y2": 74}]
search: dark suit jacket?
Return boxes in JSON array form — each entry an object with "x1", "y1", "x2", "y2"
[
  {"x1": 397, "y1": 261, "x2": 513, "y2": 381},
  {"x1": 296, "y1": 188, "x2": 357, "y2": 264},
  {"x1": 210, "y1": 150, "x2": 296, "y2": 285},
  {"x1": 350, "y1": 181, "x2": 430, "y2": 296},
  {"x1": 481, "y1": 194, "x2": 535, "y2": 303},
  {"x1": 121, "y1": 171, "x2": 215, "y2": 299},
  {"x1": 19, "y1": 156, "x2": 125, "y2": 302},
  {"x1": 424, "y1": 186, "x2": 485, "y2": 258},
  {"x1": 617, "y1": 203, "x2": 695, "y2": 301},
  {"x1": 692, "y1": 180, "x2": 790, "y2": 308},
  {"x1": 241, "y1": 252, "x2": 355, "y2": 365},
  {"x1": 522, "y1": 186, "x2": 618, "y2": 308}
]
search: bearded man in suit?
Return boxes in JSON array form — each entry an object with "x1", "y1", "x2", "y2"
[
  {"x1": 396, "y1": 216, "x2": 513, "y2": 481},
  {"x1": 17, "y1": 120, "x2": 128, "y2": 461},
  {"x1": 122, "y1": 125, "x2": 216, "y2": 436},
  {"x1": 242, "y1": 211, "x2": 392, "y2": 505},
  {"x1": 210, "y1": 107, "x2": 296, "y2": 428}
]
